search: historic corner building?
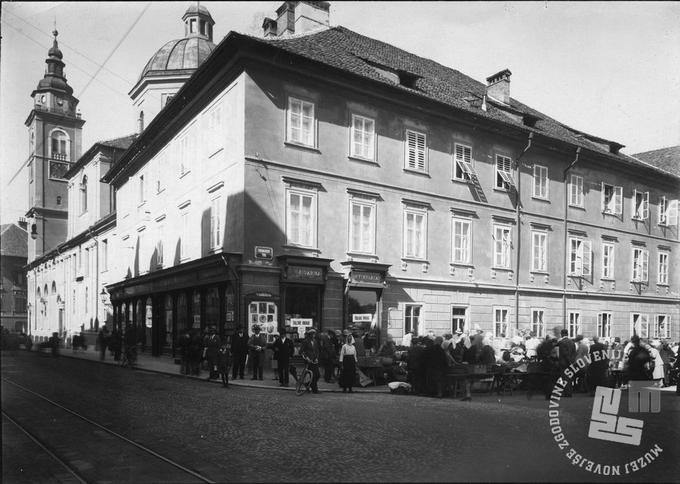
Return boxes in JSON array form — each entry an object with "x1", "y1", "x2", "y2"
[{"x1": 25, "y1": 2, "x2": 679, "y2": 355}]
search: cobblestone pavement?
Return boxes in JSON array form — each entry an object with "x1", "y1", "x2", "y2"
[{"x1": 2, "y1": 351, "x2": 678, "y2": 483}]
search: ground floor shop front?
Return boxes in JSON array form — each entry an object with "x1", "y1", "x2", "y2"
[{"x1": 106, "y1": 254, "x2": 393, "y2": 357}]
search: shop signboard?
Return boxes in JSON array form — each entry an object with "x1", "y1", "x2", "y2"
[
  {"x1": 255, "y1": 246, "x2": 273, "y2": 260},
  {"x1": 352, "y1": 271, "x2": 383, "y2": 284},
  {"x1": 225, "y1": 310, "x2": 234, "y2": 322},
  {"x1": 352, "y1": 314, "x2": 373, "y2": 323},
  {"x1": 287, "y1": 266, "x2": 324, "y2": 283},
  {"x1": 290, "y1": 318, "x2": 313, "y2": 338}
]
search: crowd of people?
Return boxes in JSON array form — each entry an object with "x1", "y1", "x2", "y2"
[
  {"x1": 398, "y1": 327, "x2": 680, "y2": 400},
  {"x1": 6, "y1": 321, "x2": 678, "y2": 399}
]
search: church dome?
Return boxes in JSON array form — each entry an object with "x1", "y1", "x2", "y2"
[{"x1": 138, "y1": 36, "x2": 215, "y2": 81}]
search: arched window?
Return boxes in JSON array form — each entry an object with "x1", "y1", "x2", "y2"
[
  {"x1": 51, "y1": 281, "x2": 57, "y2": 294},
  {"x1": 50, "y1": 129, "x2": 70, "y2": 161},
  {"x1": 80, "y1": 176, "x2": 88, "y2": 213}
]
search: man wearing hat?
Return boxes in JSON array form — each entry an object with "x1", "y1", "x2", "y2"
[
  {"x1": 299, "y1": 328, "x2": 321, "y2": 393},
  {"x1": 231, "y1": 326, "x2": 249, "y2": 380},
  {"x1": 203, "y1": 325, "x2": 222, "y2": 380},
  {"x1": 248, "y1": 325, "x2": 267, "y2": 380}
]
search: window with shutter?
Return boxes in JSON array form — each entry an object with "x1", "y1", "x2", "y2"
[
  {"x1": 664, "y1": 199, "x2": 678, "y2": 226},
  {"x1": 658, "y1": 196, "x2": 668, "y2": 225},
  {"x1": 597, "y1": 312, "x2": 612, "y2": 338},
  {"x1": 632, "y1": 248, "x2": 649, "y2": 282},
  {"x1": 405, "y1": 130, "x2": 427, "y2": 172},
  {"x1": 568, "y1": 237, "x2": 591, "y2": 276},
  {"x1": 453, "y1": 143, "x2": 474, "y2": 181},
  {"x1": 568, "y1": 312, "x2": 580, "y2": 338},
  {"x1": 632, "y1": 190, "x2": 649, "y2": 220},
  {"x1": 495, "y1": 155, "x2": 514, "y2": 189},
  {"x1": 602, "y1": 183, "x2": 623, "y2": 214}
]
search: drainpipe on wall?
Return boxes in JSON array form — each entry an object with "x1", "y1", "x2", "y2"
[
  {"x1": 514, "y1": 132, "x2": 533, "y2": 333},
  {"x1": 563, "y1": 147, "x2": 581, "y2": 332}
]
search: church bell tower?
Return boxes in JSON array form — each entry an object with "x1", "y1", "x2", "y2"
[{"x1": 25, "y1": 29, "x2": 85, "y2": 262}]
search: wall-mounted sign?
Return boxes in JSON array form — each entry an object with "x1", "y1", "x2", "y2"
[
  {"x1": 352, "y1": 271, "x2": 383, "y2": 284},
  {"x1": 287, "y1": 266, "x2": 324, "y2": 283},
  {"x1": 225, "y1": 311, "x2": 234, "y2": 322},
  {"x1": 290, "y1": 318, "x2": 313, "y2": 338},
  {"x1": 255, "y1": 246, "x2": 273, "y2": 260},
  {"x1": 255, "y1": 292, "x2": 273, "y2": 298},
  {"x1": 352, "y1": 314, "x2": 373, "y2": 323}
]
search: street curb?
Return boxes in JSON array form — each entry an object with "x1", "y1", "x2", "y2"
[{"x1": 57, "y1": 351, "x2": 389, "y2": 394}]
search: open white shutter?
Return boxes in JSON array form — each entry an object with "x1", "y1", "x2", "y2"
[
  {"x1": 642, "y1": 250, "x2": 649, "y2": 282},
  {"x1": 614, "y1": 186, "x2": 623, "y2": 214},
  {"x1": 601, "y1": 182, "x2": 606, "y2": 212},
  {"x1": 642, "y1": 192, "x2": 649, "y2": 219},
  {"x1": 632, "y1": 189, "x2": 639, "y2": 218},
  {"x1": 666, "y1": 199, "x2": 679, "y2": 226},
  {"x1": 582, "y1": 240, "x2": 592, "y2": 277}
]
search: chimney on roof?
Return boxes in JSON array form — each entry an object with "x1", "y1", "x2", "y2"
[
  {"x1": 486, "y1": 68, "x2": 512, "y2": 105},
  {"x1": 262, "y1": 17, "x2": 278, "y2": 38},
  {"x1": 18, "y1": 217, "x2": 28, "y2": 230},
  {"x1": 267, "y1": 1, "x2": 330, "y2": 37}
]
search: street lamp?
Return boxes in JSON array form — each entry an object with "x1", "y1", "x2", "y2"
[{"x1": 100, "y1": 288, "x2": 110, "y2": 306}]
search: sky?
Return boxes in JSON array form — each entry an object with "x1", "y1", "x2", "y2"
[{"x1": 1, "y1": 1, "x2": 679, "y2": 226}]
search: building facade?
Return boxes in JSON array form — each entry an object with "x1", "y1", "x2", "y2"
[
  {"x1": 101, "y1": 1, "x2": 679, "y2": 353},
  {"x1": 24, "y1": 6, "x2": 212, "y2": 344},
  {"x1": 1, "y1": 223, "x2": 28, "y2": 332},
  {"x1": 25, "y1": 2, "x2": 679, "y2": 355}
]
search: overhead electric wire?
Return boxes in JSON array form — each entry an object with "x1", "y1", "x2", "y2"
[
  {"x1": 2, "y1": 3, "x2": 151, "y2": 187},
  {"x1": 3, "y1": 8, "x2": 138, "y2": 87},
  {"x1": 77, "y1": 2, "x2": 151, "y2": 99}
]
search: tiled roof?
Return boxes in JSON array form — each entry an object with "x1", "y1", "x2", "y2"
[
  {"x1": 98, "y1": 134, "x2": 139, "y2": 151},
  {"x1": 249, "y1": 27, "x2": 678, "y2": 178},
  {"x1": 632, "y1": 146, "x2": 680, "y2": 177},
  {"x1": 0, "y1": 224, "x2": 27, "y2": 258},
  {"x1": 64, "y1": 134, "x2": 138, "y2": 180}
]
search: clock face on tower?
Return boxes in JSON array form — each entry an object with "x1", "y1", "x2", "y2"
[{"x1": 39, "y1": 94, "x2": 46, "y2": 104}]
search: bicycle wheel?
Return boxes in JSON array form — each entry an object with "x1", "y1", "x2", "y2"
[{"x1": 295, "y1": 370, "x2": 312, "y2": 396}]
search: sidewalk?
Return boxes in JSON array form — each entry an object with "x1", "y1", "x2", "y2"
[{"x1": 59, "y1": 347, "x2": 390, "y2": 394}]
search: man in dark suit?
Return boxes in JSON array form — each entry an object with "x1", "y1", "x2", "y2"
[
  {"x1": 231, "y1": 327, "x2": 249, "y2": 380},
  {"x1": 299, "y1": 328, "x2": 321, "y2": 393},
  {"x1": 273, "y1": 330, "x2": 295, "y2": 386},
  {"x1": 248, "y1": 325, "x2": 267, "y2": 380},
  {"x1": 588, "y1": 336, "x2": 609, "y2": 394},
  {"x1": 203, "y1": 325, "x2": 222, "y2": 380},
  {"x1": 558, "y1": 329, "x2": 576, "y2": 397}
]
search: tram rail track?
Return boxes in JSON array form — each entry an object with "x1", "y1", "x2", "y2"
[{"x1": 2, "y1": 377, "x2": 216, "y2": 484}]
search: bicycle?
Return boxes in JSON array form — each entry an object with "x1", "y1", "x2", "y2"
[
  {"x1": 295, "y1": 360, "x2": 315, "y2": 396},
  {"x1": 120, "y1": 345, "x2": 137, "y2": 368}
]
